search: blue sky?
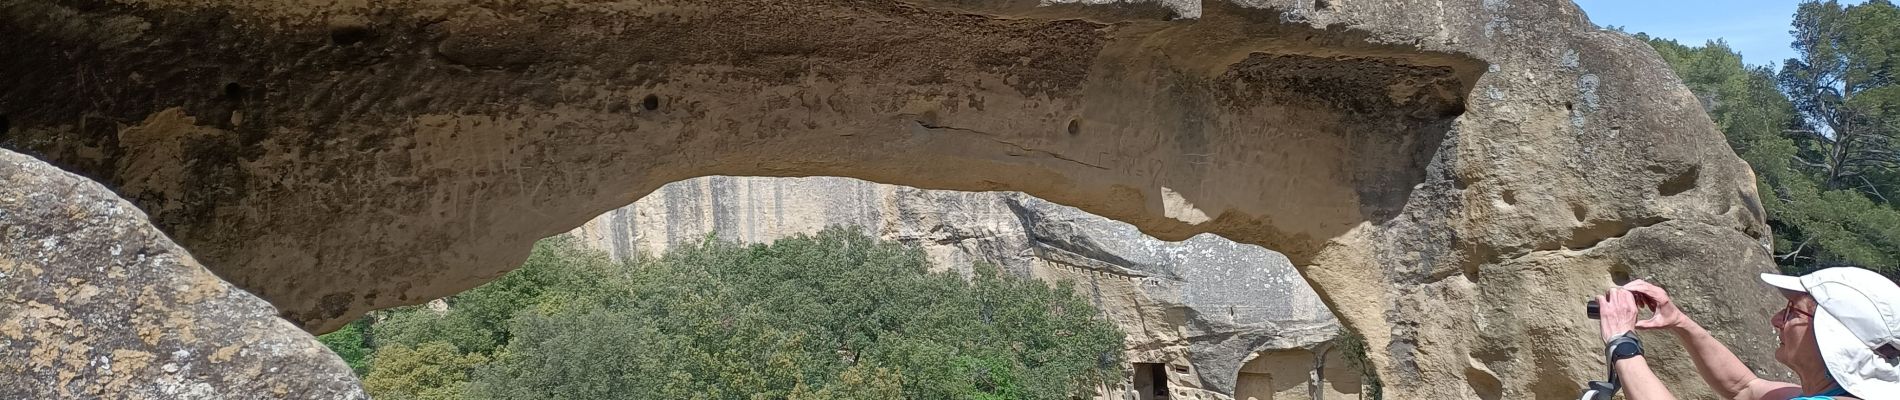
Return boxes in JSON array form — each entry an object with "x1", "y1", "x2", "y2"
[{"x1": 1573, "y1": 0, "x2": 1864, "y2": 67}]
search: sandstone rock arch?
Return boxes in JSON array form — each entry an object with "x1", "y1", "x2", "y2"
[{"x1": 3, "y1": 0, "x2": 1787, "y2": 397}]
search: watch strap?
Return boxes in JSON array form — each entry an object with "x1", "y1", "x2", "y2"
[{"x1": 1606, "y1": 332, "x2": 1643, "y2": 361}]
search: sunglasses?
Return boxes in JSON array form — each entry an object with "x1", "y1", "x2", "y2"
[{"x1": 1774, "y1": 298, "x2": 1815, "y2": 327}]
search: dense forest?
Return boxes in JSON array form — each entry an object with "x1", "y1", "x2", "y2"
[
  {"x1": 318, "y1": 229, "x2": 1127, "y2": 399},
  {"x1": 1640, "y1": 0, "x2": 1899, "y2": 278}
]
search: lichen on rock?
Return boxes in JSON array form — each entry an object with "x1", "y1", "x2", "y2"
[{"x1": 0, "y1": 149, "x2": 366, "y2": 399}]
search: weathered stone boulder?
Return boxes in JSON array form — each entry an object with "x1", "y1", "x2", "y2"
[
  {"x1": 1, "y1": 0, "x2": 1787, "y2": 397},
  {"x1": 0, "y1": 149, "x2": 366, "y2": 399},
  {"x1": 567, "y1": 175, "x2": 1344, "y2": 398}
]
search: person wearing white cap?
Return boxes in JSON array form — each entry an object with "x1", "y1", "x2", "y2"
[{"x1": 1593, "y1": 266, "x2": 1900, "y2": 399}]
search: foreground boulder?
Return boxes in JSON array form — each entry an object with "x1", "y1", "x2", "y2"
[
  {"x1": 0, "y1": 150, "x2": 365, "y2": 399},
  {"x1": 1, "y1": 0, "x2": 1785, "y2": 397}
]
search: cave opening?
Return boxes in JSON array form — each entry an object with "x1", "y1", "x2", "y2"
[{"x1": 1134, "y1": 362, "x2": 1171, "y2": 400}]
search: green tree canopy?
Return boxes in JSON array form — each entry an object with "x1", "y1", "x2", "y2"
[
  {"x1": 321, "y1": 229, "x2": 1126, "y2": 399},
  {"x1": 362, "y1": 341, "x2": 490, "y2": 400},
  {"x1": 1635, "y1": 0, "x2": 1900, "y2": 278},
  {"x1": 472, "y1": 229, "x2": 1125, "y2": 399},
  {"x1": 1780, "y1": 0, "x2": 1900, "y2": 198}
]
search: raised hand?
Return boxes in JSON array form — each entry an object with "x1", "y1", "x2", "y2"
[
  {"x1": 1623, "y1": 280, "x2": 1691, "y2": 332},
  {"x1": 1596, "y1": 287, "x2": 1641, "y2": 342}
]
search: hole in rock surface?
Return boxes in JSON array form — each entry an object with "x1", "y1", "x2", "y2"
[
  {"x1": 1657, "y1": 165, "x2": 1700, "y2": 196},
  {"x1": 1610, "y1": 267, "x2": 1633, "y2": 286},
  {"x1": 223, "y1": 82, "x2": 247, "y2": 101},
  {"x1": 1467, "y1": 365, "x2": 1504, "y2": 400},
  {"x1": 330, "y1": 25, "x2": 371, "y2": 45}
]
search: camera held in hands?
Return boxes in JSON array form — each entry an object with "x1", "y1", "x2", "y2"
[{"x1": 1587, "y1": 299, "x2": 1601, "y2": 319}]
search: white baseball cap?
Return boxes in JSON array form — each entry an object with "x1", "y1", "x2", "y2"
[{"x1": 1761, "y1": 267, "x2": 1900, "y2": 396}]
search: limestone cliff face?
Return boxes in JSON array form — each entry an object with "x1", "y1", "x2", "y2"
[
  {"x1": 2, "y1": 0, "x2": 1786, "y2": 397},
  {"x1": 568, "y1": 176, "x2": 1342, "y2": 398}
]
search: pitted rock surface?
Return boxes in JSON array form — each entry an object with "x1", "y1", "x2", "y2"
[
  {"x1": 2, "y1": 0, "x2": 1787, "y2": 397},
  {"x1": 0, "y1": 149, "x2": 366, "y2": 399}
]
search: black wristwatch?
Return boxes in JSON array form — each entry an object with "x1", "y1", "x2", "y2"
[
  {"x1": 1606, "y1": 332, "x2": 1644, "y2": 362},
  {"x1": 1584, "y1": 332, "x2": 1645, "y2": 400}
]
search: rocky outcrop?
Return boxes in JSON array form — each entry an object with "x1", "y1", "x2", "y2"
[
  {"x1": 1, "y1": 0, "x2": 1786, "y2": 397},
  {"x1": 0, "y1": 150, "x2": 366, "y2": 399},
  {"x1": 568, "y1": 175, "x2": 1344, "y2": 398}
]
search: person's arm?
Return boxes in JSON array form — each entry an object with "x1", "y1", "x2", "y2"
[
  {"x1": 1664, "y1": 319, "x2": 1782, "y2": 398},
  {"x1": 1599, "y1": 287, "x2": 1677, "y2": 400},
  {"x1": 1623, "y1": 281, "x2": 1800, "y2": 400},
  {"x1": 1616, "y1": 355, "x2": 1678, "y2": 400}
]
